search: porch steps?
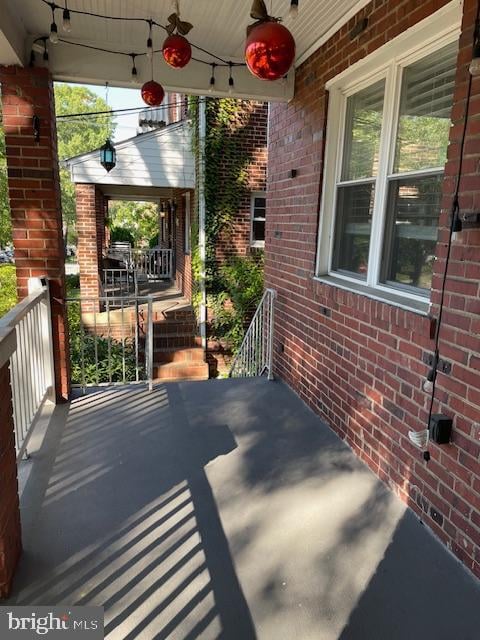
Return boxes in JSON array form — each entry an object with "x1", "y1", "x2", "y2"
[
  {"x1": 152, "y1": 360, "x2": 209, "y2": 382},
  {"x1": 150, "y1": 307, "x2": 209, "y2": 381},
  {"x1": 154, "y1": 347, "x2": 205, "y2": 363}
]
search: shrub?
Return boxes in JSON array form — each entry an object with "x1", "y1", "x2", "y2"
[
  {"x1": 110, "y1": 227, "x2": 134, "y2": 246},
  {"x1": 210, "y1": 254, "x2": 264, "y2": 351},
  {"x1": 65, "y1": 273, "x2": 80, "y2": 297},
  {"x1": 0, "y1": 265, "x2": 17, "y2": 318},
  {"x1": 67, "y1": 301, "x2": 143, "y2": 385},
  {"x1": 149, "y1": 234, "x2": 159, "y2": 248}
]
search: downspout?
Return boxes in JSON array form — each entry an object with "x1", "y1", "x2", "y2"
[{"x1": 198, "y1": 97, "x2": 207, "y2": 349}]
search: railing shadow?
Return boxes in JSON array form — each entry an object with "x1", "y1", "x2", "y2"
[{"x1": 8, "y1": 384, "x2": 256, "y2": 639}]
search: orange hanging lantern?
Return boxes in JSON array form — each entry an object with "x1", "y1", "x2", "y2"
[
  {"x1": 162, "y1": 34, "x2": 192, "y2": 68},
  {"x1": 245, "y1": 0, "x2": 295, "y2": 81},
  {"x1": 141, "y1": 80, "x2": 165, "y2": 106}
]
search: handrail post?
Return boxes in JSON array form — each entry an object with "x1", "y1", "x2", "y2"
[
  {"x1": 267, "y1": 289, "x2": 275, "y2": 381},
  {"x1": 147, "y1": 296, "x2": 154, "y2": 391},
  {"x1": 28, "y1": 277, "x2": 56, "y2": 402}
]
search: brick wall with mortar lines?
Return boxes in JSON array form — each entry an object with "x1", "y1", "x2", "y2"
[
  {"x1": 174, "y1": 191, "x2": 194, "y2": 301},
  {"x1": 76, "y1": 183, "x2": 105, "y2": 308},
  {"x1": 214, "y1": 101, "x2": 268, "y2": 264},
  {"x1": 265, "y1": 0, "x2": 480, "y2": 579},
  {"x1": 0, "y1": 65, "x2": 70, "y2": 400}
]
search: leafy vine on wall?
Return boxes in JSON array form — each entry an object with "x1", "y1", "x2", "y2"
[{"x1": 188, "y1": 96, "x2": 264, "y2": 348}]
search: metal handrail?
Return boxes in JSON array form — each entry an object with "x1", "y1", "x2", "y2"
[
  {"x1": 228, "y1": 288, "x2": 276, "y2": 379},
  {"x1": 66, "y1": 294, "x2": 155, "y2": 392}
]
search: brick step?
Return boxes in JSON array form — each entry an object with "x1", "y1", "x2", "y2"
[
  {"x1": 153, "y1": 321, "x2": 198, "y2": 336},
  {"x1": 154, "y1": 347, "x2": 205, "y2": 364},
  {"x1": 161, "y1": 308, "x2": 196, "y2": 321},
  {"x1": 152, "y1": 334, "x2": 202, "y2": 349},
  {"x1": 153, "y1": 361, "x2": 209, "y2": 381},
  {"x1": 140, "y1": 334, "x2": 202, "y2": 349}
]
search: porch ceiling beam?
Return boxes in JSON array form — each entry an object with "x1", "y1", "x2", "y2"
[
  {"x1": 0, "y1": 5, "x2": 27, "y2": 66},
  {"x1": 45, "y1": 41, "x2": 295, "y2": 102}
]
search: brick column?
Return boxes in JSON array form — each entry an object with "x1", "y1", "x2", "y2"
[
  {"x1": 0, "y1": 66, "x2": 70, "y2": 401},
  {"x1": 0, "y1": 330, "x2": 22, "y2": 598},
  {"x1": 76, "y1": 183, "x2": 106, "y2": 311}
]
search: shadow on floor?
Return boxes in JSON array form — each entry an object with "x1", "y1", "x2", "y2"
[
  {"x1": 339, "y1": 509, "x2": 480, "y2": 640},
  {"x1": 9, "y1": 384, "x2": 256, "y2": 639},
  {"x1": 7, "y1": 378, "x2": 480, "y2": 639}
]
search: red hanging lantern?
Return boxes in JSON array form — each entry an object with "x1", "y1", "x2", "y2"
[
  {"x1": 141, "y1": 80, "x2": 165, "y2": 106},
  {"x1": 245, "y1": 21, "x2": 295, "y2": 81},
  {"x1": 162, "y1": 34, "x2": 192, "y2": 68}
]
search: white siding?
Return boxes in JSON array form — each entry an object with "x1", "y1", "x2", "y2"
[{"x1": 69, "y1": 124, "x2": 195, "y2": 189}]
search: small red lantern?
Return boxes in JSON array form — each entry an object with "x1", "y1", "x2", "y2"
[
  {"x1": 162, "y1": 34, "x2": 192, "y2": 69},
  {"x1": 245, "y1": 21, "x2": 295, "y2": 81},
  {"x1": 141, "y1": 80, "x2": 165, "y2": 106}
]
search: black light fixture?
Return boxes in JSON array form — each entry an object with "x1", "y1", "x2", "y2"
[
  {"x1": 289, "y1": 0, "x2": 299, "y2": 18},
  {"x1": 100, "y1": 139, "x2": 116, "y2": 172},
  {"x1": 42, "y1": 38, "x2": 49, "y2": 62},
  {"x1": 62, "y1": 1, "x2": 72, "y2": 32},
  {"x1": 209, "y1": 63, "x2": 216, "y2": 93},
  {"x1": 130, "y1": 54, "x2": 138, "y2": 83},
  {"x1": 146, "y1": 20, "x2": 153, "y2": 59},
  {"x1": 228, "y1": 62, "x2": 234, "y2": 94},
  {"x1": 49, "y1": 3, "x2": 59, "y2": 43}
]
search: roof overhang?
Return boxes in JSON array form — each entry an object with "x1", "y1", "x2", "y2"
[
  {"x1": 64, "y1": 121, "x2": 195, "y2": 192},
  {"x1": 1, "y1": 0, "x2": 373, "y2": 102}
]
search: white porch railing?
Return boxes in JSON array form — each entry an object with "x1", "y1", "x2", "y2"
[
  {"x1": 107, "y1": 247, "x2": 173, "y2": 280},
  {"x1": 130, "y1": 248, "x2": 173, "y2": 280},
  {"x1": 0, "y1": 277, "x2": 55, "y2": 460},
  {"x1": 229, "y1": 288, "x2": 276, "y2": 379},
  {"x1": 102, "y1": 268, "x2": 136, "y2": 298}
]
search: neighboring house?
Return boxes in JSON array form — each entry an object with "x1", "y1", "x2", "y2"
[
  {"x1": 64, "y1": 92, "x2": 268, "y2": 307},
  {"x1": 64, "y1": 116, "x2": 195, "y2": 303}
]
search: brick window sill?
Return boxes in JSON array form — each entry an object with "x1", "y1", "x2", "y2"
[{"x1": 313, "y1": 275, "x2": 431, "y2": 316}]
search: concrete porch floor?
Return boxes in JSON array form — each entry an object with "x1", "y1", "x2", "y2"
[{"x1": 7, "y1": 379, "x2": 480, "y2": 639}]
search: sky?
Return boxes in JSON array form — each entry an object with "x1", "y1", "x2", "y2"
[{"x1": 83, "y1": 84, "x2": 147, "y2": 142}]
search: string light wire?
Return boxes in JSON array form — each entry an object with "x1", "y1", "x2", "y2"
[
  {"x1": 38, "y1": 0, "x2": 242, "y2": 67},
  {"x1": 422, "y1": 0, "x2": 480, "y2": 457}
]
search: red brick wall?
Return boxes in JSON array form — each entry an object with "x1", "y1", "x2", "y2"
[
  {"x1": 76, "y1": 183, "x2": 105, "y2": 309},
  {"x1": 0, "y1": 361, "x2": 22, "y2": 598},
  {"x1": 0, "y1": 65, "x2": 70, "y2": 400},
  {"x1": 212, "y1": 100, "x2": 268, "y2": 264},
  {"x1": 265, "y1": 0, "x2": 480, "y2": 579},
  {"x1": 174, "y1": 191, "x2": 194, "y2": 301}
]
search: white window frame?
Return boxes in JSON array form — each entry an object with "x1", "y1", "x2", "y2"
[
  {"x1": 184, "y1": 191, "x2": 191, "y2": 254},
  {"x1": 315, "y1": 1, "x2": 461, "y2": 309},
  {"x1": 250, "y1": 191, "x2": 267, "y2": 248}
]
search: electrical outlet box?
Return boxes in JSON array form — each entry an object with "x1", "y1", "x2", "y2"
[{"x1": 429, "y1": 414, "x2": 452, "y2": 445}]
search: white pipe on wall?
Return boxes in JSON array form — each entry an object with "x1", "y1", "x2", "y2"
[{"x1": 198, "y1": 97, "x2": 207, "y2": 349}]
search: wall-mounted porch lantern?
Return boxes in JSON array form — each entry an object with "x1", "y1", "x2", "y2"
[{"x1": 100, "y1": 139, "x2": 116, "y2": 173}]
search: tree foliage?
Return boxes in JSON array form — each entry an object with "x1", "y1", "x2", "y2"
[
  {"x1": 0, "y1": 105, "x2": 12, "y2": 248},
  {"x1": 54, "y1": 84, "x2": 115, "y2": 245},
  {"x1": 108, "y1": 200, "x2": 159, "y2": 247}
]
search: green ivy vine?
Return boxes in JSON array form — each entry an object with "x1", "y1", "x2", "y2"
[{"x1": 188, "y1": 96, "x2": 264, "y2": 347}]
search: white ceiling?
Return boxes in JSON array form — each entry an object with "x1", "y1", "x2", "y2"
[{"x1": 0, "y1": 0, "x2": 371, "y2": 101}]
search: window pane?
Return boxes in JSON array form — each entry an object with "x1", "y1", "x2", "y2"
[
  {"x1": 341, "y1": 79, "x2": 385, "y2": 181},
  {"x1": 381, "y1": 174, "x2": 442, "y2": 292},
  {"x1": 394, "y1": 43, "x2": 457, "y2": 173},
  {"x1": 332, "y1": 183, "x2": 375, "y2": 278},
  {"x1": 254, "y1": 197, "x2": 266, "y2": 209},
  {"x1": 253, "y1": 220, "x2": 265, "y2": 242}
]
